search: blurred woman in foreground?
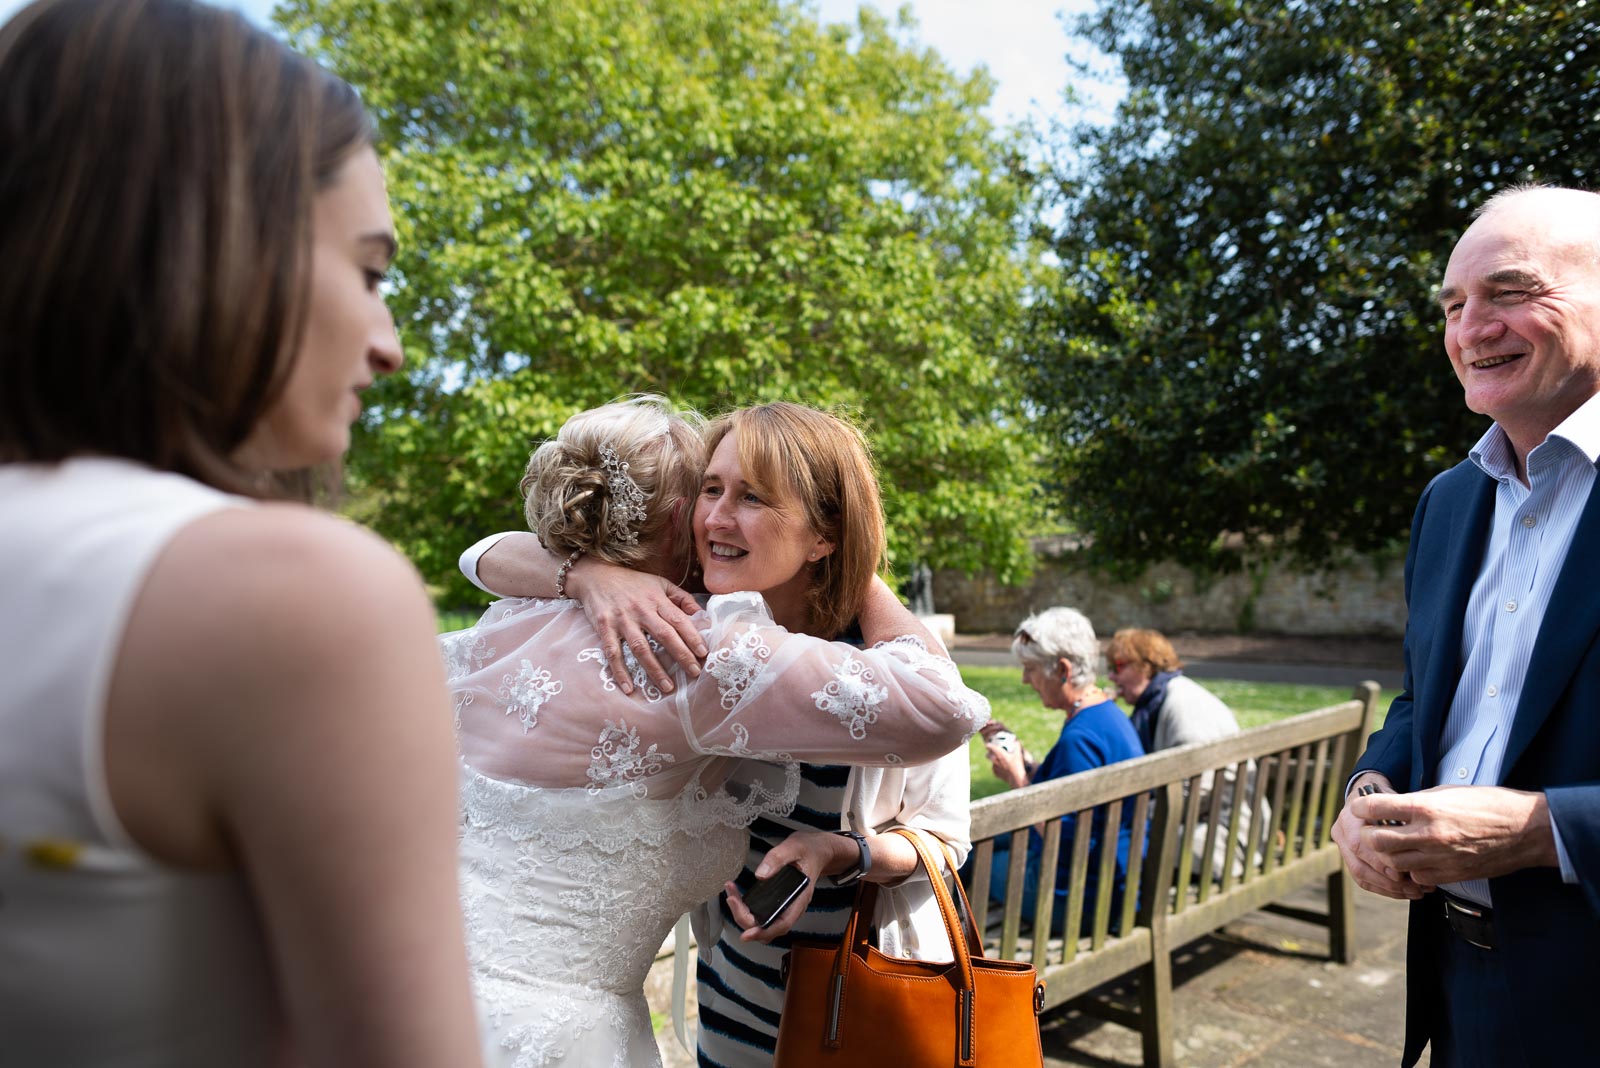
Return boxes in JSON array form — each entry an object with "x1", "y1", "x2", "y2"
[{"x1": 0, "y1": 2, "x2": 480, "y2": 1063}]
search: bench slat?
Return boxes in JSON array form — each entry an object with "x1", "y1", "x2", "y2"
[
  {"x1": 1219, "y1": 761, "x2": 1250, "y2": 894},
  {"x1": 1120, "y1": 791, "x2": 1152, "y2": 937},
  {"x1": 1033, "y1": 817, "x2": 1063, "y2": 968},
  {"x1": 967, "y1": 701, "x2": 1367, "y2": 840},
  {"x1": 1091, "y1": 797, "x2": 1124, "y2": 949},
  {"x1": 959, "y1": 683, "x2": 1383, "y2": 1068}
]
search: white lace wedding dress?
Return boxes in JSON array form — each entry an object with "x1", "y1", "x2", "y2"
[{"x1": 442, "y1": 592, "x2": 988, "y2": 1068}]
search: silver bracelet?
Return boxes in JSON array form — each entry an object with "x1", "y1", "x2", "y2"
[{"x1": 554, "y1": 548, "x2": 584, "y2": 598}]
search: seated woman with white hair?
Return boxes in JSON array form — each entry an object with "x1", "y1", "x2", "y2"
[{"x1": 980, "y1": 606, "x2": 1145, "y2": 935}]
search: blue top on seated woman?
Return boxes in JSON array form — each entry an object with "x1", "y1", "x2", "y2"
[{"x1": 990, "y1": 698, "x2": 1145, "y2": 934}]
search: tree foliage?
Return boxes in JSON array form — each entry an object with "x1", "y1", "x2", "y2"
[
  {"x1": 277, "y1": 0, "x2": 1042, "y2": 604},
  {"x1": 1030, "y1": 0, "x2": 1600, "y2": 574}
]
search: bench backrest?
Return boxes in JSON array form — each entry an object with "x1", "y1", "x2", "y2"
[{"x1": 963, "y1": 682, "x2": 1381, "y2": 1009}]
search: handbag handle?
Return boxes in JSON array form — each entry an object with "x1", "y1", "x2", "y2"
[
  {"x1": 852, "y1": 835, "x2": 984, "y2": 958},
  {"x1": 936, "y1": 838, "x2": 987, "y2": 956},
  {"x1": 827, "y1": 829, "x2": 979, "y2": 1063}
]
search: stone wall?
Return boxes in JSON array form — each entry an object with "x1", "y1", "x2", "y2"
[{"x1": 933, "y1": 539, "x2": 1408, "y2": 638}]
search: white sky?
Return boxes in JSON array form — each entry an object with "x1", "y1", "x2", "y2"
[
  {"x1": 812, "y1": 0, "x2": 1122, "y2": 130},
  {"x1": 0, "y1": 0, "x2": 1119, "y2": 131}
]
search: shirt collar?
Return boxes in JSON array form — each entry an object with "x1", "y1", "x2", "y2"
[
  {"x1": 1548, "y1": 390, "x2": 1600, "y2": 465},
  {"x1": 1469, "y1": 390, "x2": 1600, "y2": 482},
  {"x1": 1468, "y1": 424, "x2": 1518, "y2": 483}
]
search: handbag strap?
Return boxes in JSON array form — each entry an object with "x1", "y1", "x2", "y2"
[
  {"x1": 831, "y1": 829, "x2": 977, "y2": 992},
  {"x1": 937, "y1": 839, "x2": 986, "y2": 957},
  {"x1": 848, "y1": 837, "x2": 982, "y2": 957},
  {"x1": 825, "y1": 830, "x2": 982, "y2": 1065}
]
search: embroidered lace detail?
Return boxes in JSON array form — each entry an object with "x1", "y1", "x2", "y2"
[
  {"x1": 811, "y1": 653, "x2": 889, "y2": 739},
  {"x1": 874, "y1": 635, "x2": 993, "y2": 729},
  {"x1": 441, "y1": 628, "x2": 495, "y2": 683},
  {"x1": 457, "y1": 766, "x2": 798, "y2": 1064},
  {"x1": 721, "y1": 723, "x2": 751, "y2": 755},
  {"x1": 459, "y1": 763, "x2": 799, "y2": 854},
  {"x1": 497, "y1": 660, "x2": 563, "y2": 733},
  {"x1": 577, "y1": 644, "x2": 665, "y2": 703},
  {"x1": 460, "y1": 772, "x2": 760, "y2": 1068},
  {"x1": 587, "y1": 720, "x2": 675, "y2": 796},
  {"x1": 705, "y1": 626, "x2": 773, "y2": 710}
]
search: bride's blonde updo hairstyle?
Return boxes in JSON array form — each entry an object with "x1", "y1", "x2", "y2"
[{"x1": 521, "y1": 395, "x2": 705, "y2": 570}]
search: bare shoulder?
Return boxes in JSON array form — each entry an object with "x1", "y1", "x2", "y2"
[
  {"x1": 131, "y1": 503, "x2": 438, "y2": 692},
  {"x1": 189, "y1": 502, "x2": 422, "y2": 596},
  {"x1": 107, "y1": 503, "x2": 449, "y2": 865}
]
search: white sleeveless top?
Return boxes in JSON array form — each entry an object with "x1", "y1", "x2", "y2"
[{"x1": 0, "y1": 458, "x2": 285, "y2": 1067}]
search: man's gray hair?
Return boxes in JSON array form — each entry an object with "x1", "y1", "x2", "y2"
[
  {"x1": 1473, "y1": 184, "x2": 1600, "y2": 266},
  {"x1": 1473, "y1": 182, "x2": 1557, "y2": 219},
  {"x1": 1012, "y1": 606, "x2": 1101, "y2": 689}
]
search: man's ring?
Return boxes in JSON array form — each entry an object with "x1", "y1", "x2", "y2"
[{"x1": 1356, "y1": 782, "x2": 1404, "y2": 826}]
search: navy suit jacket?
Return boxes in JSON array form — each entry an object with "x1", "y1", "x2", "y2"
[{"x1": 1354, "y1": 455, "x2": 1600, "y2": 1067}]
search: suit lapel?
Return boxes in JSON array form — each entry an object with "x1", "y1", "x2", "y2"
[
  {"x1": 1416, "y1": 470, "x2": 1495, "y2": 778},
  {"x1": 1503, "y1": 470, "x2": 1600, "y2": 777}
]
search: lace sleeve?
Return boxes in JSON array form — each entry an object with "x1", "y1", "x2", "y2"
[{"x1": 679, "y1": 592, "x2": 990, "y2": 766}]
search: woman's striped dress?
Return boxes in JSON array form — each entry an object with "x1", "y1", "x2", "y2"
[{"x1": 694, "y1": 763, "x2": 851, "y2": 1067}]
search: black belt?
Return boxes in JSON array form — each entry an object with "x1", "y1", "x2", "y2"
[{"x1": 1440, "y1": 889, "x2": 1496, "y2": 951}]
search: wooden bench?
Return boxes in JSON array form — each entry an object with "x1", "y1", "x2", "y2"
[{"x1": 962, "y1": 682, "x2": 1382, "y2": 1067}]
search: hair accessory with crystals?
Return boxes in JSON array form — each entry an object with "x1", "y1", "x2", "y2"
[{"x1": 599, "y1": 445, "x2": 648, "y2": 545}]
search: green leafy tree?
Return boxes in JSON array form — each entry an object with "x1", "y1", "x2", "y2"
[
  {"x1": 1029, "y1": 0, "x2": 1600, "y2": 575},
  {"x1": 277, "y1": 0, "x2": 1042, "y2": 604}
]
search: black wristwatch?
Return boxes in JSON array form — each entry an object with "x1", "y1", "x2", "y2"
[{"x1": 831, "y1": 830, "x2": 872, "y2": 887}]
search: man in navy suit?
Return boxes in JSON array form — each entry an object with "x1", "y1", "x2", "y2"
[{"x1": 1331, "y1": 186, "x2": 1600, "y2": 1067}]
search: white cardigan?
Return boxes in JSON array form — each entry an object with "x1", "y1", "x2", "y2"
[{"x1": 688, "y1": 747, "x2": 974, "y2": 963}]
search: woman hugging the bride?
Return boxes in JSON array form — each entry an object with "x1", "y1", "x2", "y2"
[{"x1": 444, "y1": 396, "x2": 987, "y2": 1067}]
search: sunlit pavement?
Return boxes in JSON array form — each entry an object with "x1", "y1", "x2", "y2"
[
  {"x1": 648, "y1": 880, "x2": 1422, "y2": 1067},
  {"x1": 1037, "y1": 881, "x2": 1421, "y2": 1067}
]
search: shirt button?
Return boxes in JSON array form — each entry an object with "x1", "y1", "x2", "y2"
[
  {"x1": 1523, "y1": 514, "x2": 1537, "y2": 528},
  {"x1": 1487, "y1": 684, "x2": 1498, "y2": 698},
  {"x1": 1506, "y1": 600, "x2": 1518, "y2": 612},
  {"x1": 1457, "y1": 767, "x2": 1469, "y2": 779}
]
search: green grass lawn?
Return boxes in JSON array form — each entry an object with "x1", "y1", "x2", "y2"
[
  {"x1": 438, "y1": 609, "x2": 480, "y2": 634},
  {"x1": 959, "y1": 665, "x2": 1369, "y2": 801}
]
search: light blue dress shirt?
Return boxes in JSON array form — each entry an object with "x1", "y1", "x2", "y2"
[{"x1": 1436, "y1": 391, "x2": 1600, "y2": 906}]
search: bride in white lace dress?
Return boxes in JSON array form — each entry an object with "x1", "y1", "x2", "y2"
[{"x1": 442, "y1": 398, "x2": 986, "y2": 1067}]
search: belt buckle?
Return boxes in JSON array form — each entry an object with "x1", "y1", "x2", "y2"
[{"x1": 1443, "y1": 895, "x2": 1495, "y2": 951}]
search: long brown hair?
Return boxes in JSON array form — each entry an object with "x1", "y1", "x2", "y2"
[
  {"x1": 0, "y1": 0, "x2": 373, "y2": 496},
  {"x1": 703, "y1": 403, "x2": 886, "y2": 639}
]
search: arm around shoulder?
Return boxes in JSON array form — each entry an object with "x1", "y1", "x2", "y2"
[{"x1": 687, "y1": 592, "x2": 988, "y2": 766}]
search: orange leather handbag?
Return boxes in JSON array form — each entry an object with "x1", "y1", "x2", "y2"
[{"x1": 772, "y1": 828, "x2": 1045, "y2": 1067}]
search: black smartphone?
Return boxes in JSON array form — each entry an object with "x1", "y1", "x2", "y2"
[{"x1": 741, "y1": 865, "x2": 811, "y2": 929}]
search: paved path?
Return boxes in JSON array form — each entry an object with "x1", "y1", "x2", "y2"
[
  {"x1": 1039, "y1": 882, "x2": 1424, "y2": 1067},
  {"x1": 647, "y1": 881, "x2": 1425, "y2": 1067},
  {"x1": 949, "y1": 631, "x2": 1405, "y2": 691}
]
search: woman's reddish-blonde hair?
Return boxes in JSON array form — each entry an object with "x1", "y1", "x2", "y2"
[
  {"x1": 1108, "y1": 628, "x2": 1183, "y2": 681},
  {"x1": 702, "y1": 403, "x2": 885, "y2": 639}
]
